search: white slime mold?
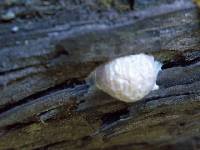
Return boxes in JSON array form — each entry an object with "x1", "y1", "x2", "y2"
[{"x1": 88, "y1": 53, "x2": 162, "y2": 103}]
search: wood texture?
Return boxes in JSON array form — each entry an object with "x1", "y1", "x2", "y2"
[{"x1": 0, "y1": 0, "x2": 199, "y2": 149}]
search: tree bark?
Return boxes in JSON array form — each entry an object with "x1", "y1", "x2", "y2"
[{"x1": 0, "y1": 0, "x2": 199, "y2": 149}]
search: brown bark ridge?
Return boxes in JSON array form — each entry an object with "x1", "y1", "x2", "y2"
[{"x1": 0, "y1": 0, "x2": 199, "y2": 149}]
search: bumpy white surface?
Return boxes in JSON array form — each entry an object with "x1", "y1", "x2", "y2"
[{"x1": 91, "y1": 54, "x2": 162, "y2": 103}]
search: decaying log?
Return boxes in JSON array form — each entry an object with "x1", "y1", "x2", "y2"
[{"x1": 0, "y1": 0, "x2": 199, "y2": 149}]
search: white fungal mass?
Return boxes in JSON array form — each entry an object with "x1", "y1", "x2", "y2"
[{"x1": 88, "y1": 53, "x2": 162, "y2": 103}]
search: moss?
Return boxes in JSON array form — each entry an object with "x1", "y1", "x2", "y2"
[
  {"x1": 98, "y1": 0, "x2": 129, "y2": 11},
  {"x1": 150, "y1": 50, "x2": 183, "y2": 63},
  {"x1": 25, "y1": 123, "x2": 42, "y2": 135},
  {"x1": 99, "y1": 0, "x2": 114, "y2": 9},
  {"x1": 193, "y1": 0, "x2": 200, "y2": 8},
  {"x1": 0, "y1": 112, "x2": 101, "y2": 149}
]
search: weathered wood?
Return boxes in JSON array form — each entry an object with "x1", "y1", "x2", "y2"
[{"x1": 0, "y1": 0, "x2": 199, "y2": 149}]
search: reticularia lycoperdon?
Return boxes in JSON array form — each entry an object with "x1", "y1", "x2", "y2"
[{"x1": 87, "y1": 53, "x2": 162, "y2": 103}]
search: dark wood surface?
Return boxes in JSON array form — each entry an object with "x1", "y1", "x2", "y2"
[{"x1": 0, "y1": 0, "x2": 199, "y2": 149}]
